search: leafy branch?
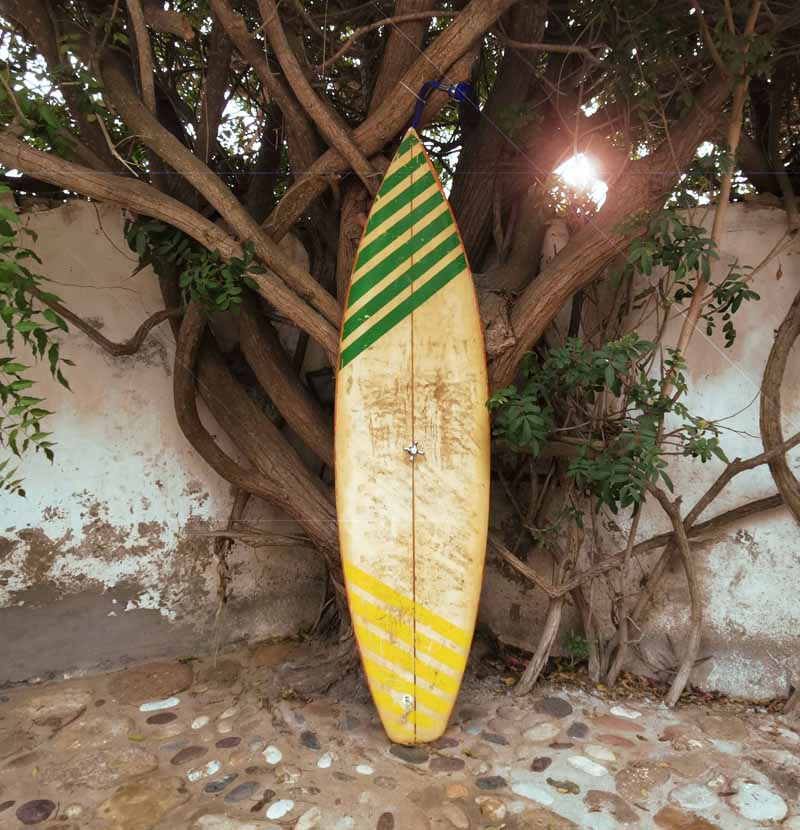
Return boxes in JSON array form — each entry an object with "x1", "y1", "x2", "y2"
[
  {"x1": 0, "y1": 184, "x2": 71, "y2": 495},
  {"x1": 126, "y1": 218, "x2": 266, "y2": 311}
]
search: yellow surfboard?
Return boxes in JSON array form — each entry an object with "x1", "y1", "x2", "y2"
[{"x1": 335, "y1": 129, "x2": 490, "y2": 744}]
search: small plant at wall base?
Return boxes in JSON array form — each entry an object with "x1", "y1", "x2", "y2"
[{"x1": 0, "y1": 184, "x2": 71, "y2": 495}]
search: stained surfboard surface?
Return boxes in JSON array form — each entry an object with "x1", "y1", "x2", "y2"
[{"x1": 335, "y1": 128, "x2": 490, "y2": 745}]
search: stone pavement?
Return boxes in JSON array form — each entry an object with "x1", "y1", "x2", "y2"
[{"x1": 1, "y1": 640, "x2": 798, "y2": 829}]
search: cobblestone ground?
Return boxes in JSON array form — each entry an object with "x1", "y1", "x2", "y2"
[{"x1": 1, "y1": 639, "x2": 799, "y2": 829}]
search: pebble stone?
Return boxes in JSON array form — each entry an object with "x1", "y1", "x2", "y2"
[
  {"x1": 355, "y1": 764, "x2": 374, "y2": 775},
  {"x1": 139, "y1": 697, "x2": 180, "y2": 712},
  {"x1": 16, "y1": 800, "x2": 56, "y2": 825},
  {"x1": 204, "y1": 773, "x2": 238, "y2": 793},
  {"x1": 585, "y1": 744, "x2": 617, "y2": 762},
  {"x1": 475, "y1": 796, "x2": 507, "y2": 821},
  {"x1": 669, "y1": 784, "x2": 718, "y2": 811},
  {"x1": 510, "y1": 781, "x2": 554, "y2": 805},
  {"x1": 263, "y1": 745, "x2": 283, "y2": 765},
  {"x1": 481, "y1": 731, "x2": 509, "y2": 745},
  {"x1": 296, "y1": 806, "x2": 322, "y2": 830},
  {"x1": 389, "y1": 744, "x2": 429, "y2": 764},
  {"x1": 301, "y1": 731, "x2": 321, "y2": 750},
  {"x1": 609, "y1": 705, "x2": 641, "y2": 720},
  {"x1": 476, "y1": 776, "x2": 507, "y2": 790},
  {"x1": 567, "y1": 756, "x2": 608, "y2": 777},
  {"x1": 524, "y1": 723, "x2": 560, "y2": 742},
  {"x1": 566, "y1": 722, "x2": 589, "y2": 739},
  {"x1": 531, "y1": 757, "x2": 552, "y2": 772},
  {"x1": 0, "y1": 801, "x2": 15, "y2": 813},
  {"x1": 171, "y1": 745, "x2": 207, "y2": 765},
  {"x1": 224, "y1": 781, "x2": 259, "y2": 803},
  {"x1": 730, "y1": 783, "x2": 788, "y2": 822},
  {"x1": 376, "y1": 812, "x2": 394, "y2": 830},
  {"x1": 317, "y1": 752, "x2": 334, "y2": 768},
  {"x1": 216, "y1": 736, "x2": 241, "y2": 749},
  {"x1": 536, "y1": 696, "x2": 573, "y2": 718},
  {"x1": 430, "y1": 756, "x2": 465, "y2": 772},
  {"x1": 192, "y1": 716, "x2": 210, "y2": 730},
  {"x1": 266, "y1": 799, "x2": 295, "y2": 820},
  {"x1": 147, "y1": 712, "x2": 178, "y2": 725},
  {"x1": 187, "y1": 760, "x2": 221, "y2": 781}
]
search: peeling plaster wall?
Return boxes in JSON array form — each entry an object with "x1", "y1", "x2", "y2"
[{"x1": 0, "y1": 201, "x2": 326, "y2": 685}]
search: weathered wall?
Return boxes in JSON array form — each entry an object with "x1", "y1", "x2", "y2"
[
  {"x1": 630, "y1": 202, "x2": 800, "y2": 699},
  {"x1": 483, "y1": 203, "x2": 800, "y2": 700},
  {"x1": 0, "y1": 200, "x2": 326, "y2": 685},
  {"x1": 3, "y1": 198, "x2": 799, "y2": 699}
]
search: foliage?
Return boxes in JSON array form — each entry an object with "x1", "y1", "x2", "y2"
[
  {"x1": 618, "y1": 208, "x2": 759, "y2": 347},
  {"x1": 126, "y1": 219, "x2": 265, "y2": 311},
  {"x1": 0, "y1": 185, "x2": 71, "y2": 495},
  {"x1": 489, "y1": 334, "x2": 724, "y2": 511},
  {"x1": 562, "y1": 630, "x2": 590, "y2": 667}
]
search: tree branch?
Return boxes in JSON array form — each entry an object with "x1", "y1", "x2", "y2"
[
  {"x1": 173, "y1": 300, "x2": 343, "y2": 588},
  {"x1": 760, "y1": 287, "x2": 800, "y2": 524},
  {"x1": 647, "y1": 484, "x2": 703, "y2": 707},
  {"x1": 195, "y1": 15, "x2": 234, "y2": 165},
  {"x1": 264, "y1": 0, "x2": 522, "y2": 241},
  {"x1": 97, "y1": 55, "x2": 342, "y2": 342},
  {"x1": 126, "y1": 0, "x2": 156, "y2": 114},
  {"x1": 258, "y1": 0, "x2": 379, "y2": 194},
  {"x1": 209, "y1": 0, "x2": 320, "y2": 173},
  {"x1": 239, "y1": 295, "x2": 334, "y2": 467},
  {"x1": 31, "y1": 288, "x2": 177, "y2": 356},
  {"x1": 318, "y1": 11, "x2": 456, "y2": 70},
  {"x1": 0, "y1": 131, "x2": 339, "y2": 360},
  {"x1": 490, "y1": 69, "x2": 733, "y2": 387},
  {"x1": 492, "y1": 33, "x2": 606, "y2": 65}
]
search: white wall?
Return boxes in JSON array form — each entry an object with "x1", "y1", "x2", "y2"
[{"x1": 0, "y1": 200, "x2": 326, "y2": 684}]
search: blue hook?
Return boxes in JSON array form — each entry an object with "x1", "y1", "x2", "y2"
[{"x1": 410, "y1": 80, "x2": 473, "y2": 130}]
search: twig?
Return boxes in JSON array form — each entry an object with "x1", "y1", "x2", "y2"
[
  {"x1": 493, "y1": 32, "x2": 606, "y2": 65},
  {"x1": 646, "y1": 485, "x2": 702, "y2": 707},
  {"x1": 125, "y1": 0, "x2": 156, "y2": 114},
  {"x1": 317, "y1": 11, "x2": 456, "y2": 70},
  {"x1": 672, "y1": 0, "x2": 762, "y2": 362},
  {"x1": 95, "y1": 116, "x2": 140, "y2": 177},
  {"x1": 605, "y1": 506, "x2": 643, "y2": 686},
  {"x1": 689, "y1": 0, "x2": 728, "y2": 76},
  {"x1": 31, "y1": 287, "x2": 177, "y2": 356}
]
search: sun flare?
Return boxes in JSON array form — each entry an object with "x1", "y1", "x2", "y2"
[{"x1": 555, "y1": 153, "x2": 608, "y2": 207}]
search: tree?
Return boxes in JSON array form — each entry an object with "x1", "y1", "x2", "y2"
[{"x1": 1, "y1": 0, "x2": 798, "y2": 696}]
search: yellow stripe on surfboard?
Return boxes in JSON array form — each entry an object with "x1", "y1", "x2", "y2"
[
  {"x1": 351, "y1": 617, "x2": 461, "y2": 696},
  {"x1": 343, "y1": 560, "x2": 470, "y2": 651},
  {"x1": 348, "y1": 591, "x2": 467, "y2": 676}
]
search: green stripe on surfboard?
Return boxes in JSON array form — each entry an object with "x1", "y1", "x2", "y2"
[
  {"x1": 342, "y1": 232, "x2": 460, "y2": 340},
  {"x1": 354, "y1": 191, "x2": 444, "y2": 274},
  {"x1": 340, "y1": 253, "x2": 467, "y2": 370},
  {"x1": 348, "y1": 208, "x2": 451, "y2": 308},
  {"x1": 339, "y1": 128, "x2": 468, "y2": 370}
]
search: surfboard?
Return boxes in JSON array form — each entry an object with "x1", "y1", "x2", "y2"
[{"x1": 335, "y1": 128, "x2": 490, "y2": 745}]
